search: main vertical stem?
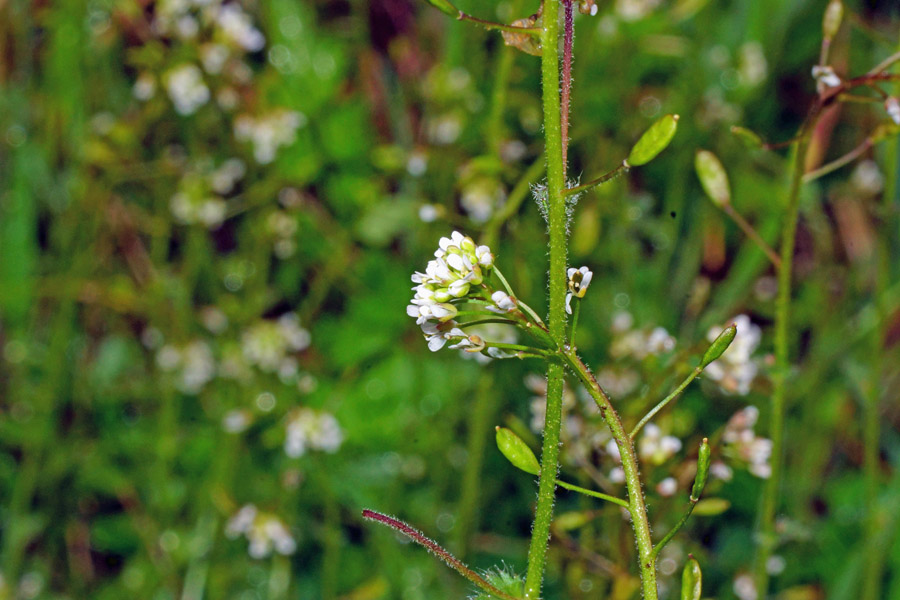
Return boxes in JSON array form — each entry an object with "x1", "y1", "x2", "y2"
[
  {"x1": 523, "y1": 0, "x2": 567, "y2": 596},
  {"x1": 754, "y1": 138, "x2": 807, "y2": 597}
]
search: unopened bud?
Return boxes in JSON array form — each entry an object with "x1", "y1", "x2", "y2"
[
  {"x1": 495, "y1": 426, "x2": 540, "y2": 475},
  {"x1": 694, "y1": 151, "x2": 731, "y2": 208},
  {"x1": 885, "y1": 97, "x2": 900, "y2": 126},
  {"x1": 811, "y1": 64, "x2": 841, "y2": 88},
  {"x1": 822, "y1": 0, "x2": 843, "y2": 42},
  {"x1": 626, "y1": 114, "x2": 679, "y2": 167}
]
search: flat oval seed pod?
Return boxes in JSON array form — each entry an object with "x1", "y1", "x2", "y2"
[
  {"x1": 627, "y1": 114, "x2": 679, "y2": 166},
  {"x1": 695, "y1": 150, "x2": 731, "y2": 207},
  {"x1": 495, "y1": 426, "x2": 540, "y2": 475}
]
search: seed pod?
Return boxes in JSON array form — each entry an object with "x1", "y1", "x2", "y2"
[
  {"x1": 495, "y1": 426, "x2": 540, "y2": 475},
  {"x1": 694, "y1": 150, "x2": 731, "y2": 207},
  {"x1": 730, "y1": 125, "x2": 763, "y2": 149},
  {"x1": 626, "y1": 114, "x2": 679, "y2": 166},
  {"x1": 691, "y1": 438, "x2": 711, "y2": 501},
  {"x1": 700, "y1": 324, "x2": 736, "y2": 368},
  {"x1": 425, "y1": 0, "x2": 458, "y2": 16},
  {"x1": 822, "y1": 0, "x2": 843, "y2": 43},
  {"x1": 680, "y1": 556, "x2": 702, "y2": 600},
  {"x1": 693, "y1": 497, "x2": 731, "y2": 516}
]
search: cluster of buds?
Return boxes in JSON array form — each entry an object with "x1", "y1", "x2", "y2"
[{"x1": 407, "y1": 231, "x2": 502, "y2": 352}]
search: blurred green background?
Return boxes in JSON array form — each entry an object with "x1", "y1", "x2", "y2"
[{"x1": 1, "y1": 0, "x2": 899, "y2": 598}]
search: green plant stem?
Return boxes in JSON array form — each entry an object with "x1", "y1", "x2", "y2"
[
  {"x1": 523, "y1": 0, "x2": 568, "y2": 596},
  {"x1": 562, "y1": 350, "x2": 658, "y2": 599},
  {"x1": 555, "y1": 479, "x2": 629, "y2": 509},
  {"x1": 563, "y1": 162, "x2": 629, "y2": 196},
  {"x1": 569, "y1": 299, "x2": 580, "y2": 350},
  {"x1": 754, "y1": 135, "x2": 809, "y2": 597},
  {"x1": 630, "y1": 366, "x2": 702, "y2": 440},
  {"x1": 458, "y1": 12, "x2": 540, "y2": 35}
]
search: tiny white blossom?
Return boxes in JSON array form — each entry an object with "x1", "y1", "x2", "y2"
[
  {"x1": 285, "y1": 408, "x2": 343, "y2": 458},
  {"x1": 705, "y1": 315, "x2": 760, "y2": 395},
  {"x1": 227, "y1": 505, "x2": 296, "y2": 559},
  {"x1": 490, "y1": 290, "x2": 516, "y2": 312},
  {"x1": 656, "y1": 477, "x2": 678, "y2": 497},
  {"x1": 165, "y1": 64, "x2": 210, "y2": 116},
  {"x1": 811, "y1": 64, "x2": 841, "y2": 88},
  {"x1": 885, "y1": 97, "x2": 900, "y2": 125}
]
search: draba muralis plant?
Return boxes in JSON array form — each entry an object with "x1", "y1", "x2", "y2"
[{"x1": 361, "y1": 1, "x2": 729, "y2": 598}]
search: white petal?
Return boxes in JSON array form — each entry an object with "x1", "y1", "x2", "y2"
[{"x1": 565, "y1": 292, "x2": 573, "y2": 314}]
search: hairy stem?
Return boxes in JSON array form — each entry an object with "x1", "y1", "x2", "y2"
[
  {"x1": 561, "y1": 0, "x2": 574, "y2": 175},
  {"x1": 523, "y1": 0, "x2": 568, "y2": 596},
  {"x1": 563, "y1": 351, "x2": 658, "y2": 599}
]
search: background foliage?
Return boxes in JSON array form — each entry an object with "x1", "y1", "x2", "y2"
[{"x1": 1, "y1": 0, "x2": 900, "y2": 598}]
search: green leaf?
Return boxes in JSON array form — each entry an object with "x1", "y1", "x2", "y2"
[
  {"x1": 425, "y1": 0, "x2": 458, "y2": 16},
  {"x1": 626, "y1": 114, "x2": 679, "y2": 166},
  {"x1": 495, "y1": 426, "x2": 540, "y2": 475}
]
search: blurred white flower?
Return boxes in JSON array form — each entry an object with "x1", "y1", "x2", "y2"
[
  {"x1": 638, "y1": 423, "x2": 682, "y2": 465},
  {"x1": 133, "y1": 72, "x2": 157, "y2": 101},
  {"x1": 226, "y1": 505, "x2": 296, "y2": 558},
  {"x1": 156, "y1": 340, "x2": 216, "y2": 394},
  {"x1": 656, "y1": 477, "x2": 678, "y2": 497},
  {"x1": 723, "y1": 406, "x2": 772, "y2": 479},
  {"x1": 165, "y1": 64, "x2": 210, "y2": 116},
  {"x1": 705, "y1": 314, "x2": 760, "y2": 395},
  {"x1": 284, "y1": 408, "x2": 344, "y2": 457},
  {"x1": 242, "y1": 313, "x2": 311, "y2": 372},
  {"x1": 215, "y1": 3, "x2": 265, "y2": 52},
  {"x1": 234, "y1": 110, "x2": 305, "y2": 164}
]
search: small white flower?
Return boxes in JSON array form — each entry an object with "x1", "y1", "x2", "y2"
[
  {"x1": 656, "y1": 477, "x2": 678, "y2": 497},
  {"x1": 490, "y1": 290, "x2": 516, "y2": 312},
  {"x1": 285, "y1": 408, "x2": 343, "y2": 457},
  {"x1": 133, "y1": 72, "x2": 156, "y2": 101},
  {"x1": 705, "y1": 315, "x2": 760, "y2": 395},
  {"x1": 165, "y1": 64, "x2": 210, "y2": 116},
  {"x1": 609, "y1": 466, "x2": 626, "y2": 483},
  {"x1": 885, "y1": 97, "x2": 900, "y2": 125},
  {"x1": 811, "y1": 65, "x2": 841, "y2": 89},
  {"x1": 227, "y1": 505, "x2": 296, "y2": 559}
]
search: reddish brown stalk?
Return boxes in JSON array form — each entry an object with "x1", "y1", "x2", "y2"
[
  {"x1": 561, "y1": 0, "x2": 574, "y2": 177},
  {"x1": 362, "y1": 509, "x2": 520, "y2": 600}
]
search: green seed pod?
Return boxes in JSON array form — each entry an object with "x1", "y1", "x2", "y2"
[
  {"x1": 700, "y1": 323, "x2": 736, "y2": 368},
  {"x1": 425, "y1": 0, "x2": 458, "y2": 16},
  {"x1": 822, "y1": 0, "x2": 843, "y2": 42},
  {"x1": 730, "y1": 125, "x2": 764, "y2": 149},
  {"x1": 680, "y1": 556, "x2": 702, "y2": 600},
  {"x1": 691, "y1": 438, "x2": 711, "y2": 501},
  {"x1": 693, "y1": 497, "x2": 731, "y2": 516},
  {"x1": 495, "y1": 426, "x2": 540, "y2": 475},
  {"x1": 695, "y1": 150, "x2": 731, "y2": 208},
  {"x1": 554, "y1": 510, "x2": 595, "y2": 531},
  {"x1": 626, "y1": 114, "x2": 679, "y2": 167}
]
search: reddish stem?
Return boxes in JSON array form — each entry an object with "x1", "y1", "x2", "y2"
[
  {"x1": 362, "y1": 509, "x2": 519, "y2": 600},
  {"x1": 561, "y1": 0, "x2": 574, "y2": 178}
]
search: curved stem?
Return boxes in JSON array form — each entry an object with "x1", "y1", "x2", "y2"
[
  {"x1": 563, "y1": 162, "x2": 630, "y2": 196},
  {"x1": 630, "y1": 366, "x2": 702, "y2": 439},
  {"x1": 563, "y1": 351, "x2": 658, "y2": 599},
  {"x1": 523, "y1": 0, "x2": 568, "y2": 596},
  {"x1": 721, "y1": 204, "x2": 782, "y2": 269},
  {"x1": 556, "y1": 478, "x2": 630, "y2": 509}
]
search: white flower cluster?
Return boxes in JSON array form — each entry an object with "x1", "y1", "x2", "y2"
[
  {"x1": 242, "y1": 313, "x2": 311, "y2": 374},
  {"x1": 169, "y1": 158, "x2": 245, "y2": 228},
  {"x1": 637, "y1": 423, "x2": 683, "y2": 465},
  {"x1": 407, "y1": 231, "x2": 498, "y2": 352},
  {"x1": 705, "y1": 314, "x2": 760, "y2": 395},
  {"x1": 234, "y1": 110, "x2": 305, "y2": 164},
  {"x1": 266, "y1": 210, "x2": 299, "y2": 259},
  {"x1": 284, "y1": 407, "x2": 344, "y2": 458},
  {"x1": 156, "y1": 340, "x2": 216, "y2": 394},
  {"x1": 609, "y1": 312, "x2": 676, "y2": 360},
  {"x1": 165, "y1": 63, "x2": 210, "y2": 116},
  {"x1": 226, "y1": 505, "x2": 296, "y2": 559},
  {"x1": 565, "y1": 266, "x2": 593, "y2": 314},
  {"x1": 723, "y1": 406, "x2": 772, "y2": 479}
]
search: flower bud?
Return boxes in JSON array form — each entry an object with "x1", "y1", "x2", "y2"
[
  {"x1": 626, "y1": 114, "x2": 679, "y2": 167},
  {"x1": 691, "y1": 438, "x2": 711, "y2": 501},
  {"x1": 681, "y1": 556, "x2": 702, "y2": 600},
  {"x1": 425, "y1": 0, "x2": 458, "y2": 16},
  {"x1": 694, "y1": 150, "x2": 731, "y2": 208},
  {"x1": 495, "y1": 426, "x2": 540, "y2": 475},
  {"x1": 822, "y1": 0, "x2": 843, "y2": 43},
  {"x1": 700, "y1": 323, "x2": 737, "y2": 368}
]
